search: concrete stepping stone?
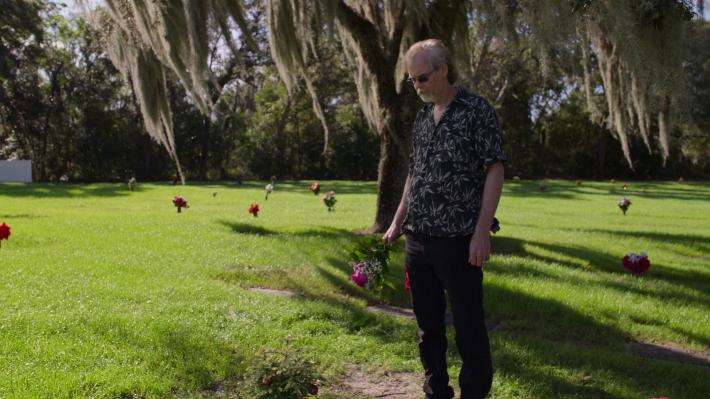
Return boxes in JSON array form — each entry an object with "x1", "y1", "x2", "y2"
[{"x1": 249, "y1": 287, "x2": 298, "y2": 297}]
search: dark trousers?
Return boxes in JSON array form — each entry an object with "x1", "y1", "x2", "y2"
[{"x1": 405, "y1": 233, "x2": 493, "y2": 399}]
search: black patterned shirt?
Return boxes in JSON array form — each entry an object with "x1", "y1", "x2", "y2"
[{"x1": 402, "y1": 88, "x2": 506, "y2": 237}]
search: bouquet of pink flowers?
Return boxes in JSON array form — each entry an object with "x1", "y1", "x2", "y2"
[
  {"x1": 351, "y1": 259, "x2": 383, "y2": 289},
  {"x1": 622, "y1": 252, "x2": 650, "y2": 275},
  {"x1": 349, "y1": 236, "x2": 392, "y2": 291}
]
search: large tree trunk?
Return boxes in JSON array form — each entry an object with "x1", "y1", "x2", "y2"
[
  {"x1": 370, "y1": 90, "x2": 418, "y2": 232},
  {"x1": 198, "y1": 118, "x2": 210, "y2": 180},
  {"x1": 371, "y1": 111, "x2": 411, "y2": 232},
  {"x1": 596, "y1": 126, "x2": 607, "y2": 179}
]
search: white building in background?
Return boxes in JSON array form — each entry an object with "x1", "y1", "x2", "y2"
[{"x1": 0, "y1": 160, "x2": 32, "y2": 182}]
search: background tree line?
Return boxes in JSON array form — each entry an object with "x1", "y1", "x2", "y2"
[{"x1": 1, "y1": 0, "x2": 708, "y2": 186}]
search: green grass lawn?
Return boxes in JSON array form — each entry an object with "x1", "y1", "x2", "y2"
[{"x1": 0, "y1": 180, "x2": 708, "y2": 398}]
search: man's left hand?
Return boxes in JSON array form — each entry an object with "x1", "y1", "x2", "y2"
[{"x1": 468, "y1": 232, "x2": 491, "y2": 267}]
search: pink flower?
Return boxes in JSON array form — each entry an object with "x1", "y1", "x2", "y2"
[{"x1": 351, "y1": 270, "x2": 368, "y2": 287}]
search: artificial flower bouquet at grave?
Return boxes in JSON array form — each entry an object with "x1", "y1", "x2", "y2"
[
  {"x1": 307, "y1": 181, "x2": 321, "y2": 195},
  {"x1": 248, "y1": 203, "x2": 260, "y2": 217},
  {"x1": 349, "y1": 235, "x2": 393, "y2": 291},
  {"x1": 618, "y1": 197, "x2": 632, "y2": 215},
  {"x1": 623, "y1": 252, "x2": 650, "y2": 275},
  {"x1": 0, "y1": 223, "x2": 11, "y2": 249},
  {"x1": 172, "y1": 196, "x2": 189, "y2": 213},
  {"x1": 323, "y1": 191, "x2": 337, "y2": 211}
]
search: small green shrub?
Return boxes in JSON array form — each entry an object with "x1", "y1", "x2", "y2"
[{"x1": 241, "y1": 344, "x2": 321, "y2": 399}]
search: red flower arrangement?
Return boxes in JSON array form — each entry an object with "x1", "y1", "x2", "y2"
[
  {"x1": 618, "y1": 197, "x2": 632, "y2": 215},
  {"x1": 404, "y1": 267, "x2": 411, "y2": 292},
  {"x1": 307, "y1": 182, "x2": 321, "y2": 195},
  {"x1": 623, "y1": 252, "x2": 650, "y2": 275},
  {"x1": 172, "y1": 196, "x2": 189, "y2": 213},
  {"x1": 248, "y1": 203, "x2": 260, "y2": 217},
  {"x1": 0, "y1": 223, "x2": 11, "y2": 249}
]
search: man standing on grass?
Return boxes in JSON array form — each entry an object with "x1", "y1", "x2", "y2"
[{"x1": 383, "y1": 39, "x2": 505, "y2": 399}]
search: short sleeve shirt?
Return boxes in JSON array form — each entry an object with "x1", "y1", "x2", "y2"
[{"x1": 401, "y1": 88, "x2": 506, "y2": 237}]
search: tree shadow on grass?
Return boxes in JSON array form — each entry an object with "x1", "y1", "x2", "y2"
[
  {"x1": 217, "y1": 219, "x2": 360, "y2": 240},
  {"x1": 220, "y1": 231, "x2": 710, "y2": 398},
  {"x1": 492, "y1": 237, "x2": 710, "y2": 324},
  {"x1": 502, "y1": 181, "x2": 580, "y2": 199},
  {"x1": 218, "y1": 220, "x2": 277, "y2": 236},
  {"x1": 503, "y1": 181, "x2": 710, "y2": 201},
  {"x1": 491, "y1": 329, "x2": 710, "y2": 399},
  {"x1": 84, "y1": 316, "x2": 243, "y2": 396},
  {"x1": 288, "y1": 268, "x2": 417, "y2": 345},
  {"x1": 314, "y1": 241, "x2": 627, "y2": 345},
  {"x1": 0, "y1": 183, "x2": 151, "y2": 198},
  {"x1": 222, "y1": 264, "x2": 419, "y2": 350},
  {"x1": 492, "y1": 235, "x2": 710, "y2": 304},
  {"x1": 309, "y1": 254, "x2": 710, "y2": 397},
  {"x1": 561, "y1": 228, "x2": 710, "y2": 257}
]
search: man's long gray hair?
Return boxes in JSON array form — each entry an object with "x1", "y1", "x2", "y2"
[{"x1": 405, "y1": 39, "x2": 458, "y2": 84}]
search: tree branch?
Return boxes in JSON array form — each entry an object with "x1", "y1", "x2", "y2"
[{"x1": 335, "y1": 0, "x2": 386, "y2": 77}]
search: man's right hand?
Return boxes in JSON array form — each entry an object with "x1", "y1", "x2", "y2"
[{"x1": 382, "y1": 223, "x2": 402, "y2": 244}]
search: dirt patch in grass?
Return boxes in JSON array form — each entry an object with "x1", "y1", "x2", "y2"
[
  {"x1": 323, "y1": 365, "x2": 427, "y2": 399},
  {"x1": 625, "y1": 341, "x2": 710, "y2": 367}
]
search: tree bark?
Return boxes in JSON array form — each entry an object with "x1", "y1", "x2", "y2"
[
  {"x1": 596, "y1": 126, "x2": 607, "y2": 179},
  {"x1": 199, "y1": 117, "x2": 210, "y2": 180},
  {"x1": 371, "y1": 107, "x2": 411, "y2": 233}
]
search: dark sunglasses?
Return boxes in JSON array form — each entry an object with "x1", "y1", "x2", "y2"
[{"x1": 407, "y1": 68, "x2": 436, "y2": 85}]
